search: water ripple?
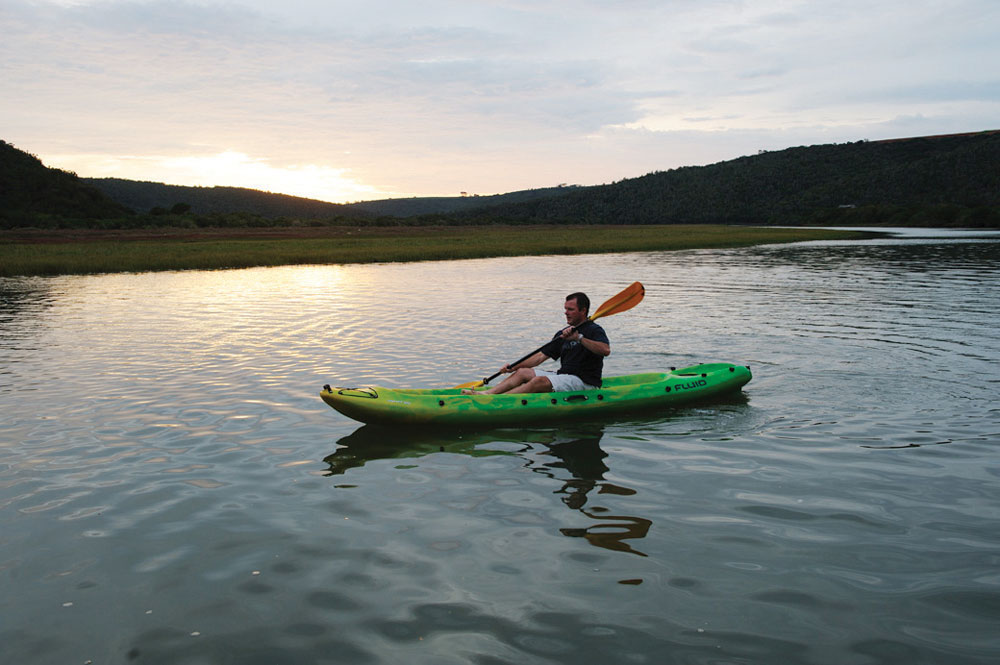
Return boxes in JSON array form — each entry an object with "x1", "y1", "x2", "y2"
[{"x1": 2, "y1": 239, "x2": 1000, "y2": 663}]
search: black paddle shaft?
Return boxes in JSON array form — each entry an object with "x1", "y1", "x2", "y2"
[{"x1": 482, "y1": 321, "x2": 587, "y2": 385}]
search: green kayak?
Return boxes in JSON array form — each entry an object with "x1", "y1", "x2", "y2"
[{"x1": 321, "y1": 363, "x2": 751, "y2": 427}]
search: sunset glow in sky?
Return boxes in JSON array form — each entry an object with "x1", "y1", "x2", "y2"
[{"x1": 3, "y1": 0, "x2": 998, "y2": 203}]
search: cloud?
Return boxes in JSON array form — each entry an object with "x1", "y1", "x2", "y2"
[
  {"x1": 48, "y1": 150, "x2": 385, "y2": 202},
  {"x1": 2, "y1": 0, "x2": 998, "y2": 200}
]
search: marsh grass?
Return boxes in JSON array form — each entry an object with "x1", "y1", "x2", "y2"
[{"x1": 0, "y1": 225, "x2": 870, "y2": 277}]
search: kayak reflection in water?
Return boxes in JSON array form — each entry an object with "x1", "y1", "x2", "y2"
[
  {"x1": 324, "y1": 424, "x2": 651, "y2": 558},
  {"x1": 462, "y1": 291, "x2": 611, "y2": 395}
]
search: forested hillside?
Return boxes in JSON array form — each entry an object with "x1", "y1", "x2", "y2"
[
  {"x1": 450, "y1": 131, "x2": 1000, "y2": 227},
  {"x1": 4, "y1": 130, "x2": 999, "y2": 229},
  {"x1": 348, "y1": 186, "x2": 583, "y2": 217},
  {"x1": 0, "y1": 141, "x2": 132, "y2": 224},
  {"x1": 85, "y1": 178, "x2": 368, "y2": 220},
  {"x1": 84, "y1": 178, "x2": 580, "y2": 219}
]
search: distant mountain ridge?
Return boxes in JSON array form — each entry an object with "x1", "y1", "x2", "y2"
[
  {"x1": 84, "y1": 178, "x2": 366, "y2": 220},
  {"x1": 82, "y1": 178, "x2": 582, "y2": 219},
  {"x1": 3, "y1": 130, "x2": 998, "y2": 228},
  {"x1": 346, "y1": 186, "x2": 583, "y2": 217},
  {"x1": 88, "y1": 130, "x2": 1000, "y2": 225},
  {"x1": 449, "y1": 130, "x2": 1000, "y2": 226}
]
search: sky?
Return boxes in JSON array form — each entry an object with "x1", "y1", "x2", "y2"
[{"x1": 2, "y1": 0, "x2": 998, "y2": 203}]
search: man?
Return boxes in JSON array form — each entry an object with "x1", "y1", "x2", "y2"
[{"x1": 463, "y1": 292, "x2": 610, "y2": 395}]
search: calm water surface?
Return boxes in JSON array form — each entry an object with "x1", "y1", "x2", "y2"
[{"x1": 2, "y1": 229, "x2": 999, "y2": 664}]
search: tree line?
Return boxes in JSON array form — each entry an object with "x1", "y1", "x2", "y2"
[
  {"x1": 446, "y1": 132, "x2": 1000, "y2": 227},
  {"x1": 2, "y1": 131, "x2": 998, "y2": 229}
]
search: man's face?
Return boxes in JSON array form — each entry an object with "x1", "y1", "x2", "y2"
[{"x1": 564, "y1": 298, "x2": 587, "y2": 326}]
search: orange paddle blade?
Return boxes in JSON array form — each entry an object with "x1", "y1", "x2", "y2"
[
  {"x1": 590, "y1": 281, "x2": 645, "y2": 321},
  {"x1": 452, "y1": 379, "x2": 484, "y2": 390}
]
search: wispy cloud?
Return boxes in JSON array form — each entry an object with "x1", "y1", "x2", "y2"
[{"x1": 2, "y1": 0, "x2": 997, "y2": 202}]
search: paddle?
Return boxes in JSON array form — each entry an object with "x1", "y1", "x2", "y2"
[{"x1": 454, "y1": 281, "x2": 645, "y2": 390}]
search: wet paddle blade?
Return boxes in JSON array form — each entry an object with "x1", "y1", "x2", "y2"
[
  {"x1": 590, "y1": 281, "x2": 645, "y2": 321},
  {"x1": 452, "y1": 379, "x2": 484, "y2": 390}
]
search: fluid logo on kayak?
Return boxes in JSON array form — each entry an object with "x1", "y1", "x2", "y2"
[{"x1": 674, "y1": 380, "x2": 708, "y2": 391}]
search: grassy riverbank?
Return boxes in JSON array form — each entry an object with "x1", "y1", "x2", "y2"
[{"x1": 0, "y1": 225, "x2": 872, "y2": 277}]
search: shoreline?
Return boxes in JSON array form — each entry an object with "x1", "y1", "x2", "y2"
[{"x1": 1, "y1": 224, "x2": 875, "y2": 277}]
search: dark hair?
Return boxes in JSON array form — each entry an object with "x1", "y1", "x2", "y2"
[{"x1": 566, "y1": 292, "x2": 590, "y2": 315}]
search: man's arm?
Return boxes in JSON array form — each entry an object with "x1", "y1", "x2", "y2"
[
  {"x1": 506, "y1": 351, "x2": 551, "y2": 372},
  {"x1": 560, "y1": 326, "x2": 611, "y2": 357},
  {"x1": 577, "y1": 335, "x2": 610, "y2": 357}
]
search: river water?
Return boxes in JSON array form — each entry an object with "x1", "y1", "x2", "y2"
[{"x1": 2, "y1": 229, "x2": 998, "y2": 664}]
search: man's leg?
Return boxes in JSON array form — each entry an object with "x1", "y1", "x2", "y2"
[
  {"x1": 506, "y1": 374, "x2": 554, "y2": 394},
  {"x1": 478, "y1": 367, "x2": 537, "y2": 394}
]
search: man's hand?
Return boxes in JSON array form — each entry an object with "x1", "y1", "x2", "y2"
[{"x1": 560, "y1": 326, "x2": 582, "y2": 341}]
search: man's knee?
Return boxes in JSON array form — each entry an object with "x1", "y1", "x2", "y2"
[
  {"x1": 527, "y1": 375, "x2": 553, "y2": 392},
  {"x1": 512, "y1": 368, "x2": 536, "y2": 383}
]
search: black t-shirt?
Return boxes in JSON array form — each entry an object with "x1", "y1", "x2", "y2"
[{"x1": 539, "y1": 320, "x2": 609, "y2": 387}]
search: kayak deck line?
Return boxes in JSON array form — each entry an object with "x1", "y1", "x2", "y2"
[{"x1": 321, "y1": 363, "x2": 752, "y2": 427}]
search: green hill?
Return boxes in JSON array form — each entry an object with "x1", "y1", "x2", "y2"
[
  {"x1": 450, "y1": 131, "x2": 1000, "y2": 227},
  {"x1": 347, "y1": 186, "x2": 583, "y2": 217},
  {"x1": 83, "y1": 178, "x2": 579, "y2": 219},
  {"x1": 0, "y1": 141, "x2": 132, "y2": 226},
  {"x1": 4, "y1": 130, "x2": 999, "y2": 229},
  {"x1": 84, "y1": 177, "x2": 368, "y2": 220}
]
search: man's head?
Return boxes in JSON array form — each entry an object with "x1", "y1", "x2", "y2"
[{"x1": 564, "y1": 292, "x2": 590, "y2": 326}]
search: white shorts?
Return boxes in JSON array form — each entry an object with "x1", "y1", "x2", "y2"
[{"x1": 534, "y1": 369, "x2": 597, "y2": 392}]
